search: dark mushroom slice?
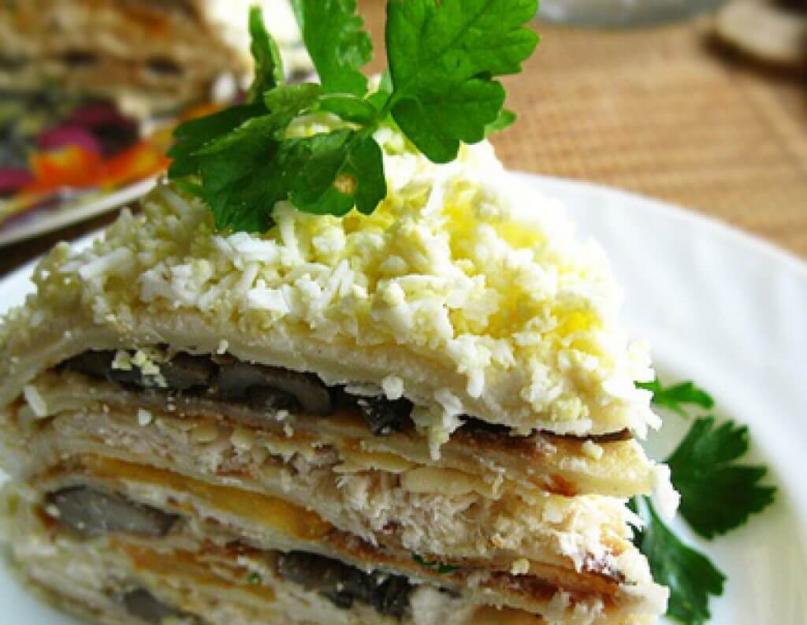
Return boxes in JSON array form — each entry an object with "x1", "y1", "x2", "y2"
[
  {"x1": 145, "y1": 56, "x2": 183, "y2": 76},
  {"x1": 60, "y1": 350, "x2": 116, "y2": 380},
  {"x1": 371, "y1": 575, "x2": 413, "y2": 618},
  {"x1": 46, "y1": 487, "x2": 179, "y2": 538},
  {"x1": 245, "y1": 386, "x2": 301, "y2": 413},
  {"x1": 356, "y1": 396, "x2": 415, "y2": 436},
  {"x1": 0, "y1": 55, "x2": 26, "y2": 70},
  {"x1": 216, "y1": 362, "x2": 333, "y2": 416},
  {"x1": 61, "y1": 350, "x2": 152, "y2": 388},
  {"x1": 62, "y1": 350, "x2": 214, "y2": 391},
  {"x1": 61, "y1": 50, "x2": 98, "y2": 67},
  {"x1": 120, "y1": 588, "x2": 198, "y2": 625},
  {"x1": 277, "y1": 551, "x2": 413, "y2": 618},
  {"x1": 160, "y1": 353, "x2": 215, "y2": 391}
]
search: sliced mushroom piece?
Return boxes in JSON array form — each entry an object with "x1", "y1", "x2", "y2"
[
  {"x1": 216, "y1": 361, "x2": 291, "y2": 401},
  {"x1": 216, "y1": 362, "x2": 332, "y2": 416},
  {"x1": 61, "y1": 350, "x2": 116, "y2": 380},
  {"x1": 246, "y1": 386, "x2": 300, "y2": 413},
  {"x1": 160, "y1": 353, "x2": 215, "y2": 391},
  {"x1": 277, "y1": 551, "x2": 412, "y2": 617},
  {"x1": 62, "y1": 350, "x2": 149, "y2": 387},
  {"x1": 64, "y1": 349, "x2": 213, "y2": 391},
  {"x1": 121, "y1": 588, "x2": 194, "y2": 625},
  {"x1": 322, "y1": 589, "x2": 356, "y2": 609},
  {"x1": 356, "y1": 396, "x2": 414, "y2": 436},
  {"x1": 0, "y1": 55, "x2": 26, "y2": 71},
  {"x1": 62, "y1": 50, "x2": 97, "y2": 67},
  {"x1": 371, "y1": 576, "x2": 413, "y2": 618},
  {"x1": 106, "y1": 362, "x2": 149, "y2": 388},
  {"x1": 278, "y1": 551, "x2": 371, "y2": 599},
  {"x1": 46, "y1": 487, "x2": 179, "y2": 538},
  {"x1": 145, "y1": 56, "x2": 183, "y2": 76}
]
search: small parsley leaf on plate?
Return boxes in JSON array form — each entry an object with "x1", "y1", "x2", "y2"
[
  {"x1": 385, "y1": 0, "x2": 539, "y2": 162},
  {"x1": 638, "y1": 378, "x2": 715, "y2": 416},
  {"x1": 667, "y1": 416, "x2": 777, "y2": 539},
  {"x1": 631, "y1": 496, "x2": 726, "y2": 625},
  {"x1": 292, "y1": 0, "x2": 372, "y2": 96}
]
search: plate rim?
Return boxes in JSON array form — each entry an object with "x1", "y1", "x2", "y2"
[
  {"x1": 516, "y1": 172, "x2": 807, "y2": 278},
  {"x1": 0, "y1": 177, "x2": 158, "y2": 248},
  {"x1": 3, "y1": 171, "x2": 806, "y2": 281}
]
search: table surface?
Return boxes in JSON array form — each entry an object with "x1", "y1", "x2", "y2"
[{"x1": 1, "y1": 2, "x2": 805, "y2": 277}]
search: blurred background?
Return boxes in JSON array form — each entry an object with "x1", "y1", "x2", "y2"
[{"x1": 0, "y1": 0, "x2": 804, "y2": 275}]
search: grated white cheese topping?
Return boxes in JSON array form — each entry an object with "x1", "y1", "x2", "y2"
[{"x1": 18, "y1": 117, "x2": 659, "y2": 443}]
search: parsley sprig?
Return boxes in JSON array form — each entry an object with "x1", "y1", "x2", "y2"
[
  {"x1": 636, "y1": 377, "x2": 777, "y2": 625},
  {"x1": 638, "y1": 377, "x2": 714, "y2": 416},
  {"x1": 667, "y1": 416, "x2": 777, "y2": 539},
  {"x1": 630, "y1": 496, "x2": 726, "y2": 625},
  {"x1": 168, "y1": 0, "x2": 539, "y2": 232}
]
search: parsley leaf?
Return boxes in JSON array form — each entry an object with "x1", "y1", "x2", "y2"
[
  {"x1": 412, "y1": 554, "x2": 459, "y2": 574},
  {"x1": 192, "y1": 120, "x2": 282, "y2": 232},
  {"x1": 185, "y1": 84, "x2": 323, "y2": 231},
  {"x1": 385, "y1": 0, "x2": 539, "y2": 162},
  {"x1": 319, "y1": 94, "x2": 379, "y2": 124},
  {"x1": 167, "y1": 104, "x2": 264, "y2": 179},
  {"x1": 247, "y1": 6, "x2": 285, "y2": 101},
  {"x1": 667, "y1": 416, "x2": 777, "y2": 539},
  {"x1": 638, "y1": 378, "x2": 715, "y2": 416},
  {"x1": 284, "y1": 129, "x2": 386, "y2": 216},
  {"x1": 631, "y1": 496, "x2": 726, "y2": 625},
  {"x1": 486, "y1": 109, "x2": 517, "y2": 135},
  {"x1": 263, "y1": 83, "x2": 323, "y2": 126},
  {"x1": 292, "y1": 0, "x2": 372, "y2": 96}
]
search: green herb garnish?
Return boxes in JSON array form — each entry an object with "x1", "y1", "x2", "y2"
[
  {"x1": 168, "y1": 0, "x2": 539, "y2": 232},
  {"x1": 292, "y1": 0, "x2": 372, "y2": 96},
  {"x1": 412, "y1": 553, "x2": 459, "y2": 574},
  {"x1": 383, "y1": 0, "x2": 537, "y2": 163},
  {"x1": 630, "y1": 496, "x2": 726, "y2": 625},
  {"x1": 636, "y1": 377, "x2": 777, "y2": 625},
  {"x1": 637, "y1": 378, "x2": 714, "y2": 416},
  {"x1": 667, "y1": 416, "x2": 777, "y2": 539},
  {"x1": 246, "y1": 571, "x2": 263, "y2": 585}
]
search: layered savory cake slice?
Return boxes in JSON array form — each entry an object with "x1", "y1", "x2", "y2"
[
  {"x1": 0, "y1": 121, "x2": 670, "y2": 624},
  {"x1": 0, "y1": 0, "x2": 309, "y2": 116}
]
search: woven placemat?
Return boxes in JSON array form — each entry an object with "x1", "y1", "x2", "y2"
[{"x1": 493, "y1": 18, "x2": 807, "y2": 258}]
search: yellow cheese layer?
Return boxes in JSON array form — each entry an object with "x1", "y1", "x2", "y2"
[{"x1": 121, "y1": 543, "x2": 276, "y2": 603}]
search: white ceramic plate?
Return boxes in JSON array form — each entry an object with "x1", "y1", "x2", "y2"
[
  {"x1": 1, "y1": 173, "x2": 806, "y2": 625},
  {"x1": 0, "y1": 177, "x2": 158, "y2": 248}
]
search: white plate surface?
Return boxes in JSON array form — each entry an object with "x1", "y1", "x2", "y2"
[
  {"x1": 0, "y1": 173, "x2": 806, "y2": 625},
  {"x1": 0, "y1": 177, "x2": 158, "y2": 248}
]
